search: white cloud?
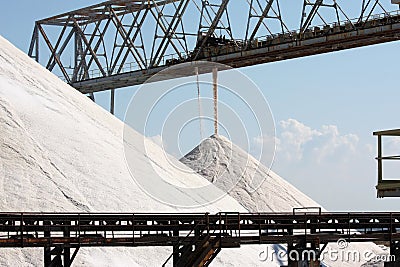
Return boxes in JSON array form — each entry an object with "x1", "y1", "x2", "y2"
[
  {"x1": 311, "y1": 125, "x2": 359, "y2": 163},
  {"x1": 278, "y1": 119, "x2": 321, "y2": 161},
  {"x1": 253, "y1": 119, "x2": 360, "y2": 165}
]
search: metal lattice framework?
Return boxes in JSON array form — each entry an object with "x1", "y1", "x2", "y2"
[
  {"x1": 29, "y1": 0, "x2": 400, "y2": 95},
  {"x1": 1, "y1": 211, "x2": 400, "y2": 266}
]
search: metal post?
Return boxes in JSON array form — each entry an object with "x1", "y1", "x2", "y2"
[
  {"x1": 64, "y1": 220, "x2": 71, "y2": 267},
  {"x1": 88, "y1": 93, "x2": 95, "y2": 102},
  {"x1": 63, "y1": 247, "x2": 71, "y2": 267},
  {"x1": 385, "y1": 241, "x2": 400, "y2": 267},
  {"x1": 110, "y1": 89, "x2": 115, "y2": 115},
  {"x1": 28, "y1": 24, "x2": 39, "y2": 62},
  {"x1": 172, "y1": 227, "x2": 179, "y2": 265},
  {"x1": 37, "y1": 24, "x2": 71, "y2": 84},
  {"x1": 378, "y1": 135, "x2": 382, "y2": 183},
  {"x1": 44, "y1": 247, "x2": 51, "y2": 267},
  {"x1": 35, "y1": 25, "x2": 39, "y2": 62},
  {"x1": 73, "y1": 29, "x2": 79, "y2": 82},
  {"x1": 43, "y1": 221, "x2": 51, "y2": 267}
]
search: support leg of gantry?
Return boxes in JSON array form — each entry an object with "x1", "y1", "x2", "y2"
[
  {"x1": 287, "y1": 238, "x2": 320, "y2": 267},
  {"x1": 44, "y1": 245, "x2": 52, "y2": 267},
  {"x1": 44, "y1": 245, "x2": 62, "y2": 267},
  {"x1": 64, "y1": 246, "x2": 71, "y2": 267},
  {"x1": 110, "y1": 89, "x2": 115, "y2": 115},
  {"x1": 63, "y1": 223, "x2": 71, "y2": 267},
  {"x1": 88, "y1": 92, "x2": 95, "y2": 102},
  {"x1": 43, "y1": 220, "x2": 52, "y2": 267},
  {"x1": 309, "y1": 238, "x2": 320, "y2": 267},
  {"x1": 43, "y1": 245, "x2": 79, "y2": 267},
  {"x1": 172, "y1": 235, "x2": 221, "y2": 267},
  {"x1": 172, "y1": 228, "x2": 180, "y2": 266},
  {"x1": 384, "y1": 241, "x2": 400, "y2": 267}
]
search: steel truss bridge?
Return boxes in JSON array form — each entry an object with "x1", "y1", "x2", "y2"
[
  {"x1": 1, "y1": 211, "x2": 400, "y2": 266},
  {"x1": 29, "y1": 0, "x2": 400, "y2": 99}
]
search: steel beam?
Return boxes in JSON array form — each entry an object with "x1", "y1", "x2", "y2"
[
  {"x1": 48, "y1": 29, "x2": 75, "y2": 72},
  {"x1": 28, "y1": 24, "x2": 39, "y2": 62},
  {"x1": 249, "y1": 0, "x2": 275, "y2": 40},
  {"x1": 37, "y1": 24, "x2": 71, "y2": 83},
  {"x1": 193, "y1": 0, "x2": 231, "y2": 59},
  {"x1": 45, "y1": 16, "x2": 71, "y2": 70},
  {"x1": 109, "y1": 7, "x2": 147, "y2": 70},
  {"x1": 84, "y1": 18, "x2": 112, "y2": 77},
  {"x1": 109, "y1": 2, "x2": 149, "y2": 74},
  {"x1": 150, "y1": 0, "x2": 190, "y2": 67},
  {"x1": 71, "y1": 16, "x2": 107, "y2": 78}
]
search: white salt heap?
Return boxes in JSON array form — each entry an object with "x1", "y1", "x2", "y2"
[
  {"x1": 0, "y1": 34, "x2": 385, "y2": 266},
  {"x1": 0, "y1": 35, "x2": 276, "y2": 266},
  {"x1": 181, "y1": 134, "x2": 319, "y2": 212}
]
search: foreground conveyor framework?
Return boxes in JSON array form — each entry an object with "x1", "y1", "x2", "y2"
[{"x1": 1, "y1": 211, "x2": 400, "y2": 266}]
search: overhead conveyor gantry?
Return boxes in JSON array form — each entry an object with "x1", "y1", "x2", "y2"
[
  {"x1": 1, "y1": 211, "x2": 400, "y2": 266},
  {"x1": 29, "y1": 0, "x2": 400, "y2": 94}
]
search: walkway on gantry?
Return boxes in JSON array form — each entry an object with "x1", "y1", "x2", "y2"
[{"x1": 1, "y1": 211, "x2": 400, "y2": 266}]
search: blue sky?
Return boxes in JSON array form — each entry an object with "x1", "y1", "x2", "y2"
[{"x1": 1, "y1": 1, "x2": 400, "y2": 211}]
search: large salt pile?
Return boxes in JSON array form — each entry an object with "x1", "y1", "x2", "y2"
[
  {"x1": 0, "y1": 35, "x2": 286, "y2": 266},
  {"x1": 0, "y1": 33, "x2": 388, "y2": 266},
  {"x1": 181, "y1": 135, "x2": 387, "y2": 266},
  {"x1": 181, "y1": 134, "x2": 318, "y2": 212}
]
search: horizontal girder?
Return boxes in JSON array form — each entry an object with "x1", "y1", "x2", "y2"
[
  {"x1": 37, "y1": 0, "x2": 180, "y2": 25},
  {"x1": 1, "y1": 212, "x2": 400, "y2": 248}
]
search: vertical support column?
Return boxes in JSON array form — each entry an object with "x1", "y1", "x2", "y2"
[
  {"x1": 385, "y1": 241, "x2": 400, "y2": 267},
  {"x1": 310, "y1": 239, "x2": 320, "y2": 267},
  {"x1": 88, "y1": 93, "x2": 95, "y2": 102},
  {"x1": 377, "y1": 135, "x2": 383, "y2": 184},
  {"x1": 287, "y1": 238, "x2": 320, "y2": 267},
  {"x1": 44, "y1": 247, "x2": 51, "y2": 267},
  {"x1": 287, "y1": 227, "x2": 294, "y2": 267},
  {"x1": 212, "y1": 67, "x2": 218, "y2": 135},
  {"x1": 35, "y1": 24, "x2": 39, "y2": 62},
  {"x1": 73, "y1": 27, "x2": 89, "y2": 83},
  {"x1": 63, "y1": 221, "x2": 71, "y2": 267},
  {"x1": 64, "y1": 247, "x2": 71, "y2": 267},
  {"x1": 43, "y1": 220, "x2": 51, "y2": 267},
  {"x1": 73, "y1": 28, "x2": 79, "y2": 83},
  {"x1": 110, "y1": 89, "x2": 115, "y2": 115},
  {"x1": 172, "y1": 228, "x2": 179, "y2": 265},
  {"x1": 28, "y1": 24, "x2": 39, "y2": 62}
]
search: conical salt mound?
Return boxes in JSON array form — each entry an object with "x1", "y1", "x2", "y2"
[
  {"x1": 181, "y1": 134, "x2": 319, "y2": 212},
  {"x1": 0, "y1": 35, "x2": 285, "y2": 266},
  {"x1": 181, "y1": 134, "x2": 388, "y2": 267}
]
